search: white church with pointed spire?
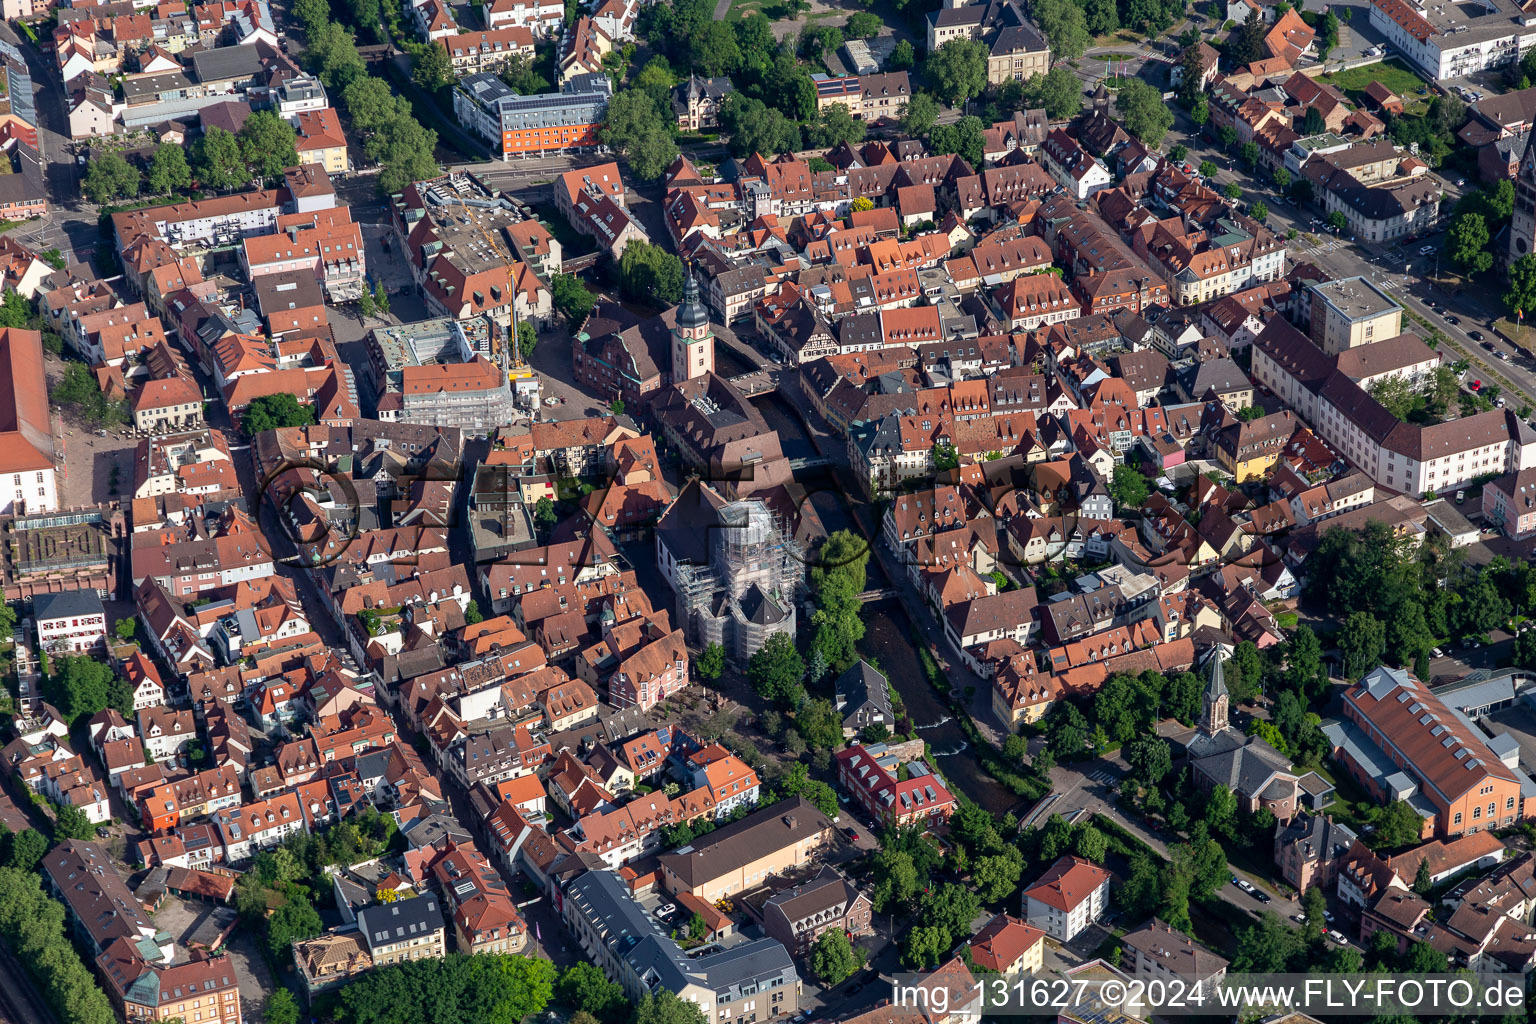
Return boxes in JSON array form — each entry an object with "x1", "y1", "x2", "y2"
[{"x1": 671, "y1": 267, "x2": 714, "y2": 384}]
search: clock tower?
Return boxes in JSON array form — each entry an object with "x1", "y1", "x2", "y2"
[{"x1": 671, "y1": 267, "x2": 714, "y2": 383}]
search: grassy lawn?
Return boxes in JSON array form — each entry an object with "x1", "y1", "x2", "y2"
[
  {"x1": 1318, "y1": 58, "x2": 1431, "y2": 110},
  {"x1": 726, "y1": 0, "x2": 762, "y2": 17}
]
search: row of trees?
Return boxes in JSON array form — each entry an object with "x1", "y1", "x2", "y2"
[
  {"x1": 1447, "y1": 179, "x2": 1515, "y2": 278},
  {"x1": 334, "y1": 952, "x2": 557, "y2": 1024},
  {"x1": 1307, "y1": 521, "x2": 1527, "y2": 671},
  {"x1": 86, "y1": 111, "x2": 303, "y2": 205},
  {"x1": 296, "y1": 0, "x2": 440, "y2": 194},
  {"x1": 0, "y1": 868, "x2": 116, "y2": 1024},
  {"x1": 52, "y1": 363, "x2": 128, "y2": 430}
]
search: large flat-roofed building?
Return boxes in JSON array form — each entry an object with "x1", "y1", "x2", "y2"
[
  {"x1": 0, "y1": 504, "x2": 125, "y2": 601},
  {"x1": 658, "y1": 796, "x2": 833, "y2": 902},
  {"x1": 1369, "y1": 0, "x2": 1536, "y2": 80},
  {"x1": 453, "y1": 71, "x2": 611, "y2": 159},
  {"x1": 365, "y1": 315, "x2": 518, "y2": 428},
  {"x1": 1309, "y1": 277, "x2": 1403, "y2": 354},
  {"x1": 0, "y1": 327, "x2": 56, "y2": 515},
  {"x1": 1335, "y1": 666, "x2": 1527, "y2": 838},
  {"x1": 563, "y1": 869, "x2": 801, "y2": 1024}
]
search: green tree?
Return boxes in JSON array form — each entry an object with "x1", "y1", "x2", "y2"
[
  {"x1": 903, "y1": 925, "x2": 949, "y2": 968},
  {"x1": 1224, "y1": 181, "x2": 1243, "y2": 201},
  {"x1": 1413, "y1": 858, "x2": 1433, "y2": 895},
  {"x1": 1318, "y1": 9, "x2": 1339, "y2": 59},
  {"x1": 900, "y1": 92, "x2": 940, "y2": 137},
  {"x1": 618, "y1": 241, "x2": 685, "y2": 306},
  {"x1": 1125, "y1": 735, "x2": 1172, "y2": 785},
  {"x1": 795, "y1": 698, "x2": 844, "y2": 750},
  {"x1": 889, "y1": 39, "x2": 916, "y2": 71},
  {"x1": 1273, "y1": 166, "x2": 1292, "y2": 191},
  {"x1": 808, "y1": 104, "x2": 867, "y2": 149},
  {"x1": 42, "y1": 654, "x2": 118, "y2": 724},
  {"x1": 265, "y1": 898, "x2": 322, "y2": 962},
  {"x1": 1116, "y1": 78, "x2": 1174, "y2": 147},
  {"x1": 1109, "y1": 465, "x2": 1150, "y2": 509},
  {"x1": 6, "y1": 829, "x2": 45, "y2": 871},
  {"x1": 499, "y1": 52, "x2": 552, "y2": 94},
  {"x1": 464, "y1": 600, "x2": 483, "y2": 626},
  {"x1": 746, "y1": 632, "x2": 806, "y2": 708},
  {"x1": 238, "y1": 111, "x2": 301, "y2": 181},
  {"x1": 550, "y1": 274, "x2": 595, "y2": 324},
  {"x1": 1515, "y1": 629, "x2": 1536, "y2": 670},
  {"x1": 1224, "y1": 8, "x2": 1267, "y2": 65},
  {"x1": 925, "y1": 38, "x2": 989, "y2": 106},
  {"x1": 1021, "y1": 66, "x2": 1082, "y2": 120},
  {"x1": 1368, "y1": 374, "x2": 1415, "y2": 420},
  {"x1": 1250, "y1": 200, "x2": 1268, "y2": 222},
  {"x1": 600, "y1": 89, "x2": 678, "y2": 181},
  {"x1": 1031, "y1": 0, "x2": 1090, "y2": 60},
  {"x1": 241, "y1": 393, "x2": 317, "y2": 434},
  {"x1": 83, "y1": 153, "x2": 140, "y2": 204},
  {"x1": 695, "y1": 642, "x2": 726, "y2": 682},
  {"x1": 1045, "y1": 701, "x2": 1089, "y2": 758},
  {"x1": 0, "y1": 289, "x2": 32, "y2": 330},
  {"x1": 1204, "y1": 783, "x2": 1237, "y2": 837},
  {"x1": 844, "y1": 10, "x2": 881, "y2": 36},
  {"x1": 147, "y1": 144, "x2": 192, "y2": 196},
  {"x1": 1338, "y1": 610, "x2": 1386, "y2": 680},
  {"x1": 411, "y1": 40, "x2": 454, "y2": 92},
  {"x1": 374, "y1": 281, "x2": 390, "y2": 316},
  {"x1": 930, "y1": 116, "x2": 988, "y2": 167},
  {"x1": 358, "y1": 287, "x2": 377, "y2": 319},
  {"x1": 973, "y1": 849, "x2": 1025, "y2": 901},
  {"x1": 533, "y1": 496, "x2": 557, "y2": 534},
  {"x1": 1328, "y1": 209, "x2": 1348, "y2": 233},
  {"x1": 633, "y1": 990, "x2": 707, "y2": 1024},
  {"x1": 1376, "y1": 800, "x2": 1424, "y2": 849},
  {"x1": 263, "y1": 989, "x2": 301, "y2": 1024},
  {"x1": 53, "y1": 802, "x2": 96, "y2": 841},
  {"x1": 1449, "y1": 212, "x2": 1494, "y2": 275},
  {"x1": 719, "y1": 95, "x2": 802, "y2": 156},
  {"x1": 1232, "y1": 911, "x2": 1303, "y2": 973},
  {"x1": 557, "y1": 963, "x2": 628, "y2": 1024},
  {"x1": 870, "y1": 847, "x2": 920, "y2": 913},
  {"x1": 516, "y1": 321, "x2": 537, "y2": 362},
  {"x1": 1283, "y1": 624, "x2": 1329, "y2": 701},
  {"x1": 1118, "y1": 849, "x2": 1163, "y2": 916},
  {"x1": 810, "y1": 928, "x2": 862, "y2": 985},
  {"x1": 1073, "y1": 824, "x2": 1108, "y2": 864},
  {"x1": 1198, "y1": 159, "x2": 1217, "y2": 178}
]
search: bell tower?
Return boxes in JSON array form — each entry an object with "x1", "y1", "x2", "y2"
[
  {"x1": 1510, "y1": 130, "x2": 1536, "y2": 267},
  {"x1": 671, "y1": 267, "x2": 714, "y2": 384},
  {"x1": 1199, "y1": 650, "x2": 1229, "y2": 737}
]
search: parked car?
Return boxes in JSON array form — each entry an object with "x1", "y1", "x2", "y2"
[
  {"x1": 1446, "y1": 315, "x2": 1460, "y2": 325},
  {"x1": 655, "y1": 903, "x2": 676, "y2": 917},
  {"x1": 1457, "y1": 490, "x2": 1467, "y2": 504},
  {"x1": 1469, "y1": 330, "x2": 1485, "y2": 341},
  {"x1": 843, "y1": 826, "x2": 859, "y2": 841},
  {"x1": 1431, "y1": 647, "x2": 1443, "y2": 657},
  {"x1": 1329, "y1": 930, "x2": 1348, "y2": 945}
]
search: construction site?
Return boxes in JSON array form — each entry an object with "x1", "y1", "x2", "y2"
[{"x1": 672, "y1": 498, "x2": 804, "y2": 663}]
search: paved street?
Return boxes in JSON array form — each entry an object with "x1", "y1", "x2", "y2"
[{"x1": 1161, "y1": 109, "x2": 1536, "y2": 414}]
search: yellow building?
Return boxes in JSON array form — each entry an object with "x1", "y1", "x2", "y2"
[{"x1": 295, "y1": 108, "x2": 349, "y2": 175}]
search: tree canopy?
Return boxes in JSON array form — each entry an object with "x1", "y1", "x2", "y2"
[{"x1": 241, "y1": 393, "x2": 317, "y2": 434}]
